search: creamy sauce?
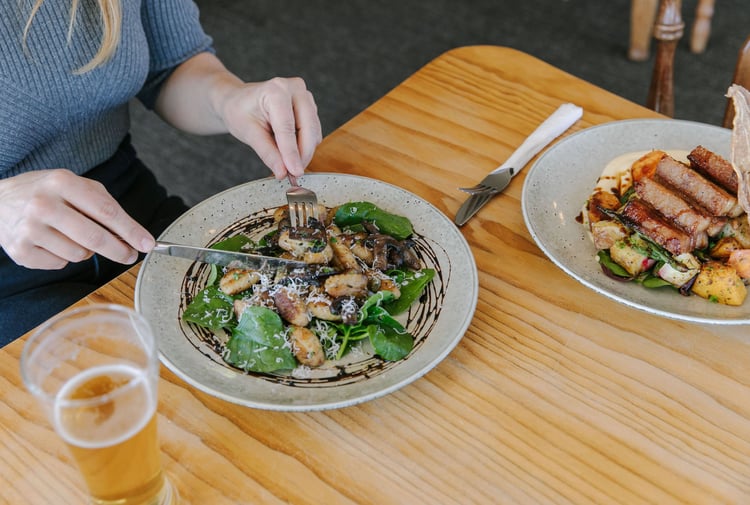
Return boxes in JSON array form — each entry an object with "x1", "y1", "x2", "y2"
[{"x1": 595, "y1": 150, "x2": 691, "y2": 196}]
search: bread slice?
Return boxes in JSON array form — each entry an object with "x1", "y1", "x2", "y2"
[{"x1": 727, "y1": 84, "x2": 750, "y2": 220}]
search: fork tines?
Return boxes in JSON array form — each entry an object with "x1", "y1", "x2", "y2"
[{"x1": 286, "y1": 185, "x2": 319, "y2": 228}]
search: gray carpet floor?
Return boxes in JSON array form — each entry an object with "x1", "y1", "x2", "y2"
[{"x1": 130, "y1": 0, "x2": 750, "y2": 207}]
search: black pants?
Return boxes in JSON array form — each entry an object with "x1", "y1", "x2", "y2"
[{"x1": 0, "y1": 136, "x2": 188, "y2": 345}]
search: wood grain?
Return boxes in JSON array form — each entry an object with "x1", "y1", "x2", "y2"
[{"x1": 1, "y1": 46, "x2": 748, "y2": 505}]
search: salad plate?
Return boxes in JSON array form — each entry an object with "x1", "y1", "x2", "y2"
[
  {"x1": 135, "y1": 173, "x2": 478, "y2": 410},
  {"x1": 522, "y1": 118, "x2": 750, "y2": 325}
]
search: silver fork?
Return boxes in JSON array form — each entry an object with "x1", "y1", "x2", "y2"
[
  {"x1": 286, "y1": 175, "x2": 319, "y2": 228},
  {"x1": 458, "y1": 169, "x2": 515, "y2": 196},
  {"x1": 453, "y1": 103, "x2": 583, "y2": 226}
]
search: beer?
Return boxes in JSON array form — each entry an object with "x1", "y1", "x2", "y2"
[
  {"x1": 54, "y1": 364, "x2": 168, "y2": 505},
  {"x1": 21, "y1": 304, "x2": 176, "y2": 504}
]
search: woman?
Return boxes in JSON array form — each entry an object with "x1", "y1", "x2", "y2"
[{"x1": 0, "y1": 0, "x2": 323, "y2": 342}]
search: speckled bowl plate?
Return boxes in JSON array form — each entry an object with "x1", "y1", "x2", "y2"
[
  {"x1": 522, "y1": 118, "x2": 750, "y2": 325},
  {"x1": 135, "y1": 173, "x2": 478, "y2": 410}
]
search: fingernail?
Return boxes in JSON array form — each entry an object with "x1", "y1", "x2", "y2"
[
  {"x1": 126, "y1": 250, "x2": 139, "y2": 264},
  {"x1": 140, "y1": 236, "x2": 155, "y2": 252}
]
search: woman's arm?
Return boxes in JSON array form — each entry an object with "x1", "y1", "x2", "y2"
[{"x1": 153, "y1": 52, "x2": 322, "y2": 179}]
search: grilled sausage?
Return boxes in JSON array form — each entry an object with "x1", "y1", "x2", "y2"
[
  {"x1": 688, "y1": 146, "x2": 739, "y2": 195},
  {"x1": 654, "y1": 155, "x2": 743, "y2": 217},
  {"x1": 619, "y1": 199, "x2": 697, "y2": 255}
]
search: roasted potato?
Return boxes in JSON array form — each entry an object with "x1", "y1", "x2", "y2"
[
  {"x1": 691, "y1": 261, "x2": 747, "y2": 306},
  {"x1": 709, "y1": 237, "x2": 743, "y2": 260}
]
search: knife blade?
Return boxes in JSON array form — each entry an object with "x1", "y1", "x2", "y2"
[
  {"x1": 152, "y1": 241, "x2": 309, "y2": 271},
  {"x1": 454, "y1": 103, "x2": 583, "y2": 226}
]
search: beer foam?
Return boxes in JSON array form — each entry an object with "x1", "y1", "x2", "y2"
[{"x1": 53, "y1": 364, "x2": 156, "y2": 449}]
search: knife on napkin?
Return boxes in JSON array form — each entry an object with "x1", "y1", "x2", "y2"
[
  {"x1": 152, "y1": 241, "x2": 309, "y2": 271},
  {"x1": 454, "y1": 103, "x2": 583, "y2": 226}
]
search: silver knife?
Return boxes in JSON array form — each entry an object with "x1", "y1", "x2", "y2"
[
  {"x1": 152, "y1": 240, "x2": 309, "y2": 271},
  {"x1": 454, "y1": 103, "x2": 583, "y2": 226}
]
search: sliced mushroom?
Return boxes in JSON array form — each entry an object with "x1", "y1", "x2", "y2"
[
  {"x1": 401, "y1": 240, "x2": 422, "y2": 270},
  {"x1": 370, "y1": 235, "x2": 401, "y2": 271},
  {"x1": 370, "y1": 234, "x2": 422, "y2": 271},
  {"x1": 273, "y1": 206, "x2": 290, "y2": 223},
  {"x1": 332, "y1": 296, "x2": 360, "y2": 325}
]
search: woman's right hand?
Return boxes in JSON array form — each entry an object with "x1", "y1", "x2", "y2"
[{"x1": 0, "y1": 169, "x2": 155, "y2": 270}]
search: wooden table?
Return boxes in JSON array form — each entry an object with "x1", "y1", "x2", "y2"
[{"x1": 2, "y1": 46, "x2": 749, "y2": 504}]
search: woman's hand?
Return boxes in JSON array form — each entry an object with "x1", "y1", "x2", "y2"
[
  {"x1": 217, "y1": 77, "x2": 321, "y2": 179},
  {"x1": 154, "y1": 52, "x2": 322, "y2": 179},
  {"x1": 0, "y1": 170, "x2": 155, "y2": 270}
]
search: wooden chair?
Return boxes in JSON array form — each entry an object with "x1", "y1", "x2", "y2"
[
  {"x1": 645, "y1": 0, "x2": 750, "y2": 127},
  {"x1": 645, "y1": 0, "x2": 684, "y2": 118},
  {"x1": 629, "y1": 0, "x2": 715, "y2": 61}
]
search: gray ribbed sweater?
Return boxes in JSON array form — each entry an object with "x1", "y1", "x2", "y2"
[{"x1": 0, "y1": 0, "x2": 213, "y2": 178}]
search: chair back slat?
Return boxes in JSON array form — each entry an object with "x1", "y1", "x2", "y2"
[{"x1": 646, "y1": 0, "x2": 684, "y2": 117}]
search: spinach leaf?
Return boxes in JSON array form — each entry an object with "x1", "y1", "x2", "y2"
[
  {"x1": 211, "y1": 234, "x2": 253, "y2": 252},
  {"x1": 334, "y1": 202, "x2": 414, "y2": 240},
  {"x1": 323, "y1": 291, "x2": 415, "y2": 362},
  {"x1": 330, "y1": 322, "x2": 373, "y2": 360},
  {"x1": 182, "y1": 285, "x2": 235, "y2": 332},
  {"x1": 639, "y1": 275, "x2": 674, "y2": 289},
  {"x1": 597, "y1": 250, "x2": 631, "y2": 278},
  {"x1": 368, "y1": 324, "x2": 413, "y2": 361},
  {"x1": 358, "y1": 290, "x2": 396, "y2": 322},
  {"x1": 359, "y1": 291, "x2": 414, "y2": 360},
  {"x1": 384, "y1": 268, "x2": 435, "y2": 315},
  {"x1": 224, "y1": 306, "x2": 296, "y2": 372}
]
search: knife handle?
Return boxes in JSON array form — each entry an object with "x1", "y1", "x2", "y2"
[
  {"x1": 153, "y1": 241, "x2": 175, "y2": 253},
  {"x1": 491, "y1": 103, "x2": 583, "y2": 175}
]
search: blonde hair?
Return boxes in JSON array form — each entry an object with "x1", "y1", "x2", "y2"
[{"x1": 23, "y1": 0, "x2": 122, "y2": 74}]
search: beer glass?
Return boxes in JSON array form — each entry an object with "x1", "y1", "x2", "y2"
[{"x1": 20, "y1": 304, "x2": 176, "y2": 505}]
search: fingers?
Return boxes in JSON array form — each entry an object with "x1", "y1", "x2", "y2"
[
  {"x1": 0, "y1": 170, "x2": 154, "y2": 270},
  {"x1": 293, "y1": 85, "x2": 323, "y2": 169},
  {"x1": 263, "y1": 78, "x2": 306, "y2": 177},
  {"x1": 51, "y1": 203, "x2": 140, "y2": 265},
  {"x1": 10, "y1": 228, "x2": 93, "y2": 270},
  {"x1": 58, "y1": 176, "x2": 155, "y2": 256},
  {"x1": 224, "y1": 77, "x2": 322, "y2": 179}
]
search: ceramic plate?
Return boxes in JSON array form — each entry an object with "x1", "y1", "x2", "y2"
[
  {"x1": 522, "y1": 118, "x2": 750, "y2": 325},
  {"x1": 135, "y1": 174, "x2": 478, "y2": 410}
]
